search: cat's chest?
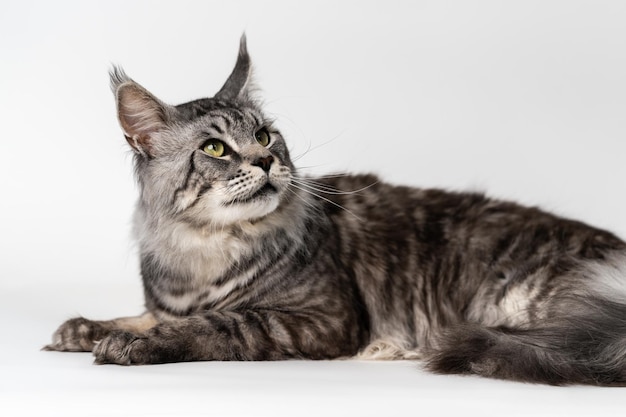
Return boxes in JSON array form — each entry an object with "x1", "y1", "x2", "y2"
[{"x1": 146, "y1": 224, "x2": 256, "y2": 313}]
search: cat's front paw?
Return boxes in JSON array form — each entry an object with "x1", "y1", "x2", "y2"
[
  {"x1": 43, "y1": 317, "x2": 112, "y2": 352},
  {"x1": 93, "y1": 330, "x2": 150, "y2": 365}
]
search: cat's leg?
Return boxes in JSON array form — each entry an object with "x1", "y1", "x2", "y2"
[
  {"x1": 43, "y1": 312, "x2": 158, "y2": 352},
  {"x1": 93, "y1": 309, "x2": 359, "y2": 365}
]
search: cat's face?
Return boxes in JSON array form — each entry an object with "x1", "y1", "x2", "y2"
[
  {"x1": 170, "y1": 103, "x2": 294, "y2": 225},
  {"x1": 111, "y1": 37, "x2": 295, "y2": 226}
]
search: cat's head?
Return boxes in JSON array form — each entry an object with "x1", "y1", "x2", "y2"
[{"x1": 111, "y1": 36, "x2": 295, "y2": 226}]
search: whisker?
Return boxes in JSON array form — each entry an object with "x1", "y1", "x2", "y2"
[
  {"x1": 293, "y1": 172, "x2": 351, "y2": 180},
  {"x1": 290, "y1": 181, "x2": 345, "y2": 195},
  {"x1": 288, "y1": 182, "x2": 363, "y2": 222},
  {"x1": 291, "y1": 130, "x2": 347, "y2": 163},
  {"x1": 292, "y1": 164, "x2": 334, "y2": 171},
  {"x1": 291, "y1": 147, "x2": 313, "y2": 163},
  {"x1": 285, "y1": 187, "x2": 320, "y2": 213},
  {"x1": 291, "y1": 179, "x2": 365, "y2": 196},
  {"x1": 291, "y1": 177, "x2": 351, "y2": 189},
  {"x1": 291, "y1": 177, "x2": 379, "y2": 196}
]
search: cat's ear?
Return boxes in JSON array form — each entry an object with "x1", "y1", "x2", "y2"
[
  {"x1": 215, "y1": 34, "x2": 255, "y2": 101},
  {"x1": 109, "y1": 67, "x2": 174, "y2": 157}
]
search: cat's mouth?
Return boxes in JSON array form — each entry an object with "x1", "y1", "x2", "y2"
[{"x1": 233, "y1": 183, "x2": 277, "y2": 204}]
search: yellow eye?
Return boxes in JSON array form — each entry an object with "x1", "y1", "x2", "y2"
[
  {"x1": 202, "y1": 139, "x2": 225, "y2": 157},
  {"x1": 255, "y1": 128, "x2": 270, "y2": 147}
]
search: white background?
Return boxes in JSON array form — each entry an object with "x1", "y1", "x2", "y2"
[{"x1": 2, "y1": 1, "x2": 626, "y2": 416}]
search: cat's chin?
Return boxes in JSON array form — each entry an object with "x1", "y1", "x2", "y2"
[
  {"x1": 230, "y1": 183, "x2": 278, "y2": 205},
  {"x1": 189, "y1": 193, "x2": 282, "y2": 226},
  {"x1": 221, "y1": 197, "x2": 282, "y2": 224}
]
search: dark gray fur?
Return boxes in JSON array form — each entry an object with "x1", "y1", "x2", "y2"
[{"x1": 45, "y1": 36, "x2": 626, "y2": 386}]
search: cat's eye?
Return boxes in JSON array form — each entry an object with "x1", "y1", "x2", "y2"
[
  {"x1": 202, "y1": 139, "x2": 226, "y2": 157},
  {"x1": 255, "y1": 128, "x2": 270, "y2": 147}
]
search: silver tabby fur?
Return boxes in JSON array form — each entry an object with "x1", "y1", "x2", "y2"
[{"x1": 45, "y1": 36, "x2": 626, "y2": 386}]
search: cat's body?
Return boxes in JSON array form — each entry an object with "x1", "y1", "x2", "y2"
[{"x1": 46, "y1": 37, "x2": 626, "y2": 385}]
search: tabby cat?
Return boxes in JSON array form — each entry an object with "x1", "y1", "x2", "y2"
[{"x1": 45, "y1": 36, "x2": 626, "y2": 386}]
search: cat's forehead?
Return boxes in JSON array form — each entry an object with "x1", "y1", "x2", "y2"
[{"x1": 176, "y1": 98, "x2": 265, "y2": 130}]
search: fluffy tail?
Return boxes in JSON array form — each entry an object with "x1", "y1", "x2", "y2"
[{"x1": 425, "y1": 296, "x2": 626, "y2": 385}]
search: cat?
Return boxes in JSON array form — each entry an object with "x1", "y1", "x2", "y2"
[{"x1": 45, "y1": 35, "x2": 626, "y2": 386}]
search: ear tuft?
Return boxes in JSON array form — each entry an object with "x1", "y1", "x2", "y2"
[
  {"x1": 109, "y1": 67, "x2": 172, "y2": 157},
  {"x1": 215, "y1": 34, "x2": 255, "y2": 101},
  {"x1": 109, "y1": 65, "x2": 131, "y2": 93}
]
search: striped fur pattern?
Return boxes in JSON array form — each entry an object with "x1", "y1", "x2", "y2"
[{"x1": 45, "y1": 36, "x2": 626, "y2": 385}]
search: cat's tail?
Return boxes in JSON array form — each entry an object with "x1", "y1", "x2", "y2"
[{"x1": 425, "y1": 295, "x2": 626, "y2": 386}]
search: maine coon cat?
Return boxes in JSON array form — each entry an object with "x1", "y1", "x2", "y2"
[{"x1": 45, "y1": 36, "x2": 626, "y2": 386}]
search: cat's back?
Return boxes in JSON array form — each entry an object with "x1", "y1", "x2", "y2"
[
  {"x1": 313, "y1": 173, "x2": 625, "y2": 266},
  {"x1": 315, "y1": 173, "x2": 500, "y2": 233}
]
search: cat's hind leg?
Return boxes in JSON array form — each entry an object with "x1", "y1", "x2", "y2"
[{"x1": 43, "y1": 312, "x2": 157, "y2": 352}]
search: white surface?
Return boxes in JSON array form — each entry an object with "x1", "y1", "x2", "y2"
[{"x1": 2, "y1": 1, "x2": 626, "y2": 415}]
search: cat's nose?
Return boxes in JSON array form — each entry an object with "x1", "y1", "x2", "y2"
[{"x1": 252, "y1": 155, "x2": 274, "y2": 172}]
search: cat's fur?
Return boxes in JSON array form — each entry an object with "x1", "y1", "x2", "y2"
[{"x1": 45, "y1": 36, "x2": 626, "y2": 386}]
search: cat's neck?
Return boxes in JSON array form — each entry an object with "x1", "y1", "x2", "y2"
[{"x1": 133, "y1": 189, "x2": 317, "y2": 284}]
